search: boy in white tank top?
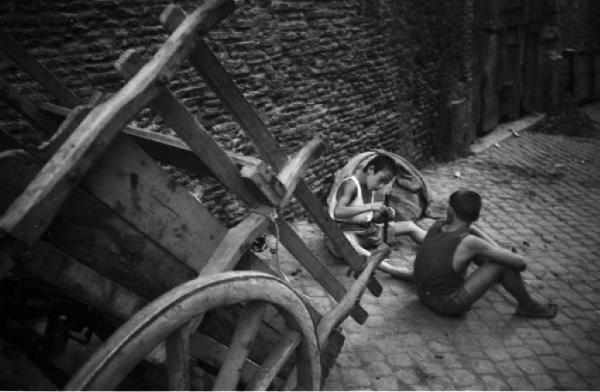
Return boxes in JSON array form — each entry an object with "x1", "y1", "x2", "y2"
[{"x1": 329, "y1": 154, "x2": 426, "y2": 280}]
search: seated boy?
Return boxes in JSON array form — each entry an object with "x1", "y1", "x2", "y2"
[
  {"x1": 413, "y1": 189, "x2": 557, "y2": 318},
  {"x1": 328, "y1": 154, "x2": 426, "y2": 279}
]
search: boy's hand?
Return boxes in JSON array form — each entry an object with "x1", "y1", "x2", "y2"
[
  {"x1": 384, "y1": 206, "x2": 395, "y2": 219},
  {"x1": 369, "y1": 202, "x2": 387, "y2": 214}
]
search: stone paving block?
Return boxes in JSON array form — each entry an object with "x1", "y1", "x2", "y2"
[
  {"x1": 506, "y1": 346, "x2": 535, "y2": 359},
  {"x1": 387, "y1": 352, "x2": 414, "y2": 368},
  {"x1": 570, "y1": 357, "x2": 600, "y2": 377},
  {"x1": 554, "y1": 370, "x2": 590, "y2": 390},
  {"x1": 484, "y1": 347, "x2": 511, "y2": 361},
  {"x1": 481, "y1": 375, "x2": 510, "y2": 390},
  {"x1": 539, "y1": 354, "x2": 571, "y2": 371},
  {"x1": 506, "y1": 375, "x2": 535, "y2": 390},
  {"x1": 496, "y1": 360, "x2": 525, "y2": 377},
  {"x1": 338, "y1": 367, "x2": 372, "y2": 390},
  {"x1": 371, "y1": 375, "x2": 400, "y2": 390},
  {"x1": 394, "y1": 368, "x2": 422, "y2": 385},
  {"x1": 447, "y1": 368, "x2": 477, "y2": 386},
  {"x1": 515, "y1": 358, "x2": 546, "y2": 374},
  {"x1": 470, "y1": 358, "x2": 497, "y2": 375}
]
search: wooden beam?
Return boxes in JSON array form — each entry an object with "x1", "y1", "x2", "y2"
[
  {"x1": 0, "y1": 0, "x2": 237, "y2": 246},
  {"x1": 161, "y1": 5, "x2": 382, "y2": 297},
  {"x1": 0, "y1": 28, "x2": 81, "y2": 108}
]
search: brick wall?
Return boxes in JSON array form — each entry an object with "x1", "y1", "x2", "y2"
[{"x1": 0, "y1": 0, "x2": 472, "y2": 224}]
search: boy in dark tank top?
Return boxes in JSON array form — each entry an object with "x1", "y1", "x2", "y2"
[{"x1": 413, "y1": 189, "x2": 557, "y2": 318}]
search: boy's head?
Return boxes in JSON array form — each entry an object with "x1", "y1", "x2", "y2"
[
  {"x1": 363, "y1": 154, "x2": 397, "y2": 191},
  {"x1": 448, "y1": 189, "x2": 482, "y2": 223}
]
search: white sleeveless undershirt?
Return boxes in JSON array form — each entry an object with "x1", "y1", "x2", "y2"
[{"x1": 328, "y1": 175, "x2": 374, "y2": 224}]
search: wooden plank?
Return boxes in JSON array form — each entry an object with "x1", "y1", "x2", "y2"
[
  {"x1": 0, "y1": 74, "x2": 61, "y2": 135},
  {"x1": 20, "y1": 239, "x2": 146, "y2": 321},
  {"x1": 0, "y1": 0, "x2": 237, "y2": 246},
  {"x1": 0, "y1": 28, "x2": 81, "y2": 108},
  {"x1": 246, "y1": 329, "x2": 301, "y2": 391},
  {"x1": 0, "y1": 150, "x2": 147, "y2": 319},
  {"x1": 161, "y1": 5, "x2": 381, "y2": 297},
  {"x1": 213, "y1": 302, "x2": 267, "y2": 390},
  {"x1": 0, "y1": 147, "x2": 197, "y2": 299},
  {"x1": 276, "y1": 217, "x2": 368, "y2": 324},
  {"x1": 82, "y1": 134, "x2": 227, "y2": 271},
  {"x1": 116, "y1": 49, "x2": 266, "y2": 207}
]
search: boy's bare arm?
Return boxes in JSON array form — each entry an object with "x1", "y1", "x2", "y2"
[
  {"x1": 467, "y1": 236, "x2": 527, "y2": 271},
  {"x1": 333, "y1": 180, "x2": 386, "y2": 219}
]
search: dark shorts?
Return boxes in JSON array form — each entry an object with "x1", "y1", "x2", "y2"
[{"x1": 417, "y1": 287, "x2": 474, "y2": 317}]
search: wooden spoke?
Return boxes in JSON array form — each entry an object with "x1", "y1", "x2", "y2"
[
  {"x1": 246, "y1": 329, "x2": 301, "y2": 391},
  {"x1": 65, "y1": 271, "x2": 321, "y2": 391},
  {"x1": 166, "y1": 327, "x2": 192, "y2": 390},
  {"x1": 213, "y1": 302, "x2": 267, "y2": 390}
]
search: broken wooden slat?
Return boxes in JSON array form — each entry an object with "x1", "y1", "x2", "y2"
[
  {"x1": 245, "y1": 329, "x2": 301, "y2": 391},
  {"x1": 213, "y1": 302, "x2": 267, "y2": 390},
  {"x1": 0, "y1": 28, "x2": 81, "y2": 108},
  {"x1": 161, "y1": 5, "x2": 382, "y2": 297},
  {"x1": 0, "y1": 0, "x2": 237, "y2": 246},
  {"x1": 0, "y1": 75, "x2": 61, "y2": 135}
]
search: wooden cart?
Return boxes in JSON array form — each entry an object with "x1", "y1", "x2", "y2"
[{"x1": 0, "y1": 1, "x2": 390, "y2": 389}]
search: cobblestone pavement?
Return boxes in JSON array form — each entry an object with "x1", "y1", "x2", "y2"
[{"x1": 275, "y1": 130, "x2": 600, "y2": 390}]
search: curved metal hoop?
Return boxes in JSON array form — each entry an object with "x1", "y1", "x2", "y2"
[{"x1": 66, "y1": 271, "x2": 321, "y2": 390}]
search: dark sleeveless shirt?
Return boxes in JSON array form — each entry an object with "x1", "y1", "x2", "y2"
[{"x1": 414, "y1": 220, "x2": 469, "y2": 295}]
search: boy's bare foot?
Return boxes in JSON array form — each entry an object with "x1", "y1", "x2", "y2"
[
  {"x1": 379, "y1": 259, "x2": 413, "y2": 282},
  {"x1": 515, "y1": 301, "x2": 558, "y2": 319}
]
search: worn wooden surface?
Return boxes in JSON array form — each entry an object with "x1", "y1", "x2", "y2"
[{"x1": 0, "y1": 0, "x2": 235, "y2": 246}]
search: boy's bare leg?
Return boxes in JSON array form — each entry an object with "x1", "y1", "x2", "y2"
[
  {"x1": 463, "y1": 262, "x2": 557, "y2": 318},
  {"x1": 389, "y1": 221, "x2": 426, "y2": 243},
  {"x1": 378, "y1": 261, "x2": 413, "y2": 282}
]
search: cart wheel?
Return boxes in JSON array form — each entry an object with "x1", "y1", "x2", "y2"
[{"x1": 65, "y1": 271, "x2": 321, "y2": 390}]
